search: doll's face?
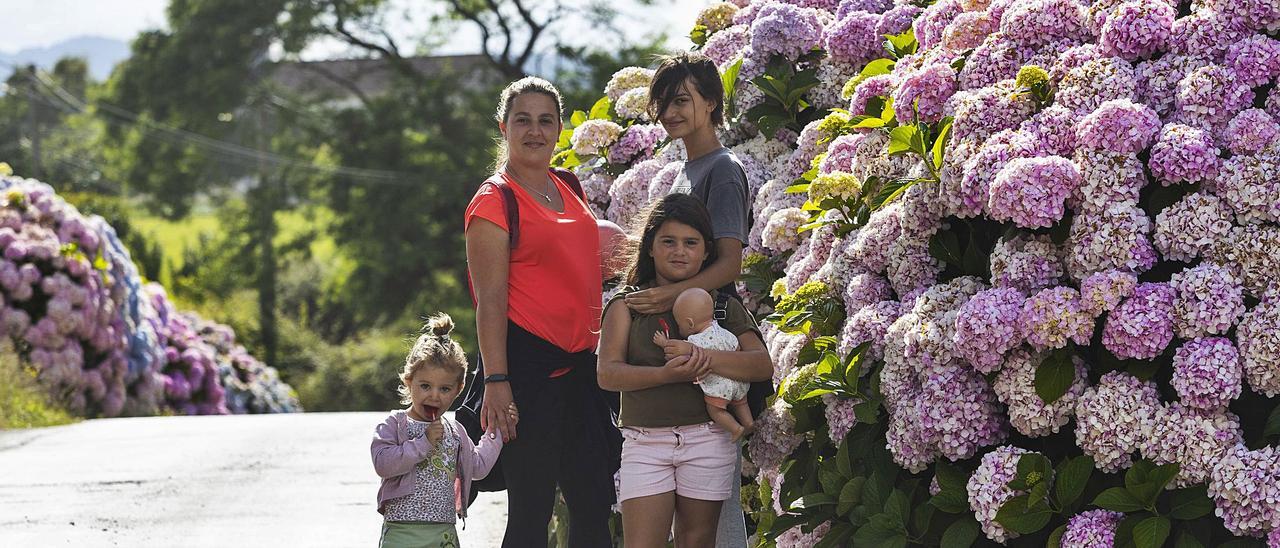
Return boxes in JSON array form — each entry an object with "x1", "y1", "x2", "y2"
[{"x1": 406, "y1": 366, "x2": 463, "y2": 420}]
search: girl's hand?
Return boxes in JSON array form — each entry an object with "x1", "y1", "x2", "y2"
[
  {"x1": 625, "y1": 285, "x2": 681, "y2": 315},
  {"x1": 481, "y1": 381, "x2": 517, "y2": 442},
  {"x1": 663, "y1": 346, "x2": 711, "y2": 383},
  {"x1": 507, "y1": 401, "x2": 520, "y2": 426},
  {"x1": 686, "y1": 345, "x2": 712, "y2": 381},
  {"x1": 426, "y1": 418, "x2": 444, "y2": 445}
]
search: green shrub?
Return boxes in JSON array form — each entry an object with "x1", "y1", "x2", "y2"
[{"x1": 0, "y1": 344, "x2": 77, "y2": 429}]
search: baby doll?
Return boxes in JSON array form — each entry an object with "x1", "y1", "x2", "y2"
[{"x1": 654, "y1": 287, "x2": 753, "y2": 440}]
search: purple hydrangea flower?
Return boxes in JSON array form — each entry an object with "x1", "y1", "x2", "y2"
[
  {"x1": 1098, "y1": 1, "x2": 1175, "y2": 61},
  {"x1": 968, "y1": 445, "x2": 1033, "y2": 543},
  {"x1": 1058, "y1": 57, "x2": 1140, "y2": 115},
  {"x1": 1148, "y1": 123, "x2": 1220, "y2": 186},
  {"x1": 1136, "y1": 54, "x2": 1211, "y2": 117},
  {"x1": 1075, "y1": 99, "x2": 1162, "y2": 154},
  {"x1": 1172, "y1": 337, "x2": 1243, "y2": 410},
  {"x1": 1021, "y1": 286, "x2": 1095, "y2": 350},
  {"x1": 746, "y1": 399, "x2": 804, "y2": 471},
  {"x1": 1238, "y1": 294, "x2": 1280, "y2": 397},
  {"x1": 1142, "y1": 403, "x2": 1242, "y2": 488},
  {"x1": 1080, "y1": 270, "x2": 1138, "y2": 316},
  {"x1": 1171, "y1": 263, "x2": 1246, "y2": 339},
  {"x1": 914, "y1": 0, "x2": 964, "y2": 51},
  {"x1": 1075, "y1": 371, "x2": 1162, "y2": 472},
  {"x1": 893, "y1": 63, "x2": 959, "y2": 124},
  {"x1": 988, "y1": 156, "x2": 1079, "y2": 228},
  {"x1": 1020, "y1": 105, "x2": 1079, "y2": 157},
  {"x1": 607, "y1": 124, "x2": 668, "y2": 165},
  {"x1": 837, "y1": 0, "x2": 891, "y2": 19},
  {"x1": 943, "y1": 11, "x2": 998, "y2": 51},
  {"x1": 990, "y1": 233, "x2": 1064, "y2": 293},
  {"x1": 1103, "y1": 282, "x2": 1176, "y2": 360},
  {"x1": 847, "y1": 73, "x2": 897, "y2": 117},
  {"x1": 960, "y1": 130, "x2": 1040, "y2": 218},
  {"x1": 1168, "y1": 11, "x2": 1250, "y2": 62},
  {"x1": 825, "y1": 10, "x2": 882, "y2": 66},
  {"x1": 702, "y1": 24, "x2": 750, "y2": 66},
  {"x1": 920, "y1": 365, "x2": 1008, "y2": 461},
  {"x1": 877, "y1": 4, "x2": 922, "y2": 36},
  {"x1": 839, "y1": 300, "x2": 902, "y2": 361},
  {"x1": 1067, "y1": 204, "x2": 1158, "y2": 279},
  {"x1": 1153, "y1": 193, "x2": 1233, "y2": 262},
  {"x1": 952, "y1": 81, "x2": 1038, "y2": 145},
  {"x1": 749, "y1": 3, "x2": 824, "y2": 61},
  {"x1": 1225, "y1": 35, "x2": 1280, "y2": 87},
  {"x1": 994, "y1": 348, "x2": 1088, "y2": 437},
  {"x1": 1061, "y1": 510, "x2": 1124, "y2": 548},
  {"x1": 1000, "y1": 0, "x2": 1088, "y2": 48},
  {"x1": 1225, "y1": 108, "x2": 1280, "y2": 156},
  {"x1": 959, "y1": 34, "x2": 1030, "y2": 90},
  {"x1": 1209, "y1": 224, "x2": 1280, "y2": 297},
  {"x1": 1176, "y1": 64, "x2": 1253, "y2": 127},
  {"x1": 954, "y1": 288, "x2": 1026, "y2": 373},
  {"x1": 1207, "y1": 444, "x2": 1280, "y2": 537}
]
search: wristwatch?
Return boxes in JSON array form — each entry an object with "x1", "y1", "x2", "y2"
[{"x1": 484, "y1": 374, "x2": 511, "y2": 384}]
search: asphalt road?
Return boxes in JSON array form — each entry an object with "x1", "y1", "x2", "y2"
[{"x1": 0, "y1": 412, "x2": 509, "y2": 547}]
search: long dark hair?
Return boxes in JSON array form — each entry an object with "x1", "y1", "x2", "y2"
[
  {"x1": 625, "y1": 193, "x2": 719, "y2": 287},
  {"x1": 647, "y1": 52, "x2": 725, "y2": 126}
]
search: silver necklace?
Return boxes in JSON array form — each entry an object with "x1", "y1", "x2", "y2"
[{"x1": 507, "y1": 170, "x2": 554, "y2": 203}]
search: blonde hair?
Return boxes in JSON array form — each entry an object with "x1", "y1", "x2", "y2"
[
  {"x1": 493, "y1": 76, "x2": 564, "y2": 173},
  {"x1": 397, "y1": 312, "x2": 469, "y2": 405}
]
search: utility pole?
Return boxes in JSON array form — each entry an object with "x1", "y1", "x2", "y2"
[
  {"x1": 25, "y1": 66, "x2": 42, "y2": 180},
  {"x1": 255, "y1": 95, "x2": 279, "y2": 369}
]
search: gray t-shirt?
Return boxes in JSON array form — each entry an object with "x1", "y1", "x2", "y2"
[{"x1": 670, "y1": 147, "x2": 751, "y2": 244}]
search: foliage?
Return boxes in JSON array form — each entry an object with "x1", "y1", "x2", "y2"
[{"x1": 0, "y1": 343, "x2": 77, "y2": 429}]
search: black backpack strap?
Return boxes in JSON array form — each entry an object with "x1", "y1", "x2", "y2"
[
  {"x1": 713, "y1": 290, "x2": 731, "y2": 321},
  {"x1": 481, "y1": 179, "x2": 521, "y2": 249},
  {"x1": 551, "y1": 167, "x2": 587, "y2": 203}
]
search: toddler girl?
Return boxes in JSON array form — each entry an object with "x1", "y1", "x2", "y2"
[{"x1": 371, "y1": 312, "x2": 517, "y2": 547}]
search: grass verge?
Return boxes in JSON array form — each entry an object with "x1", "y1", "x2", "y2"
[{"x1": 0, "y1": 347, "x2": 77, "y2": 430}]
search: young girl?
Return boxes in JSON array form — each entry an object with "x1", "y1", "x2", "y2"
[
  {"x1": 598, "y1": 194, "x2": 773, "y2": 548},
  {"x1": 629, "y1": 51, "x2": 755, "y2": 548},
  {"x1": 372, "y1": 313, "x2": 518, "y2": 548}
]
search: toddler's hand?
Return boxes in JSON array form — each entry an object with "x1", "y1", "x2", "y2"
[
  {"x1": 507, "y1": 401, "x2": 519, "y2": 426},
  {"x1": 426, "y1": 418, "x2": 444, "y2": 445}
]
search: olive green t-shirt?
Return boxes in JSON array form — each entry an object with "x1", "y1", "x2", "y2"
[{"x1": 605, "y1": 287, "x2": 762, "y2": 427}]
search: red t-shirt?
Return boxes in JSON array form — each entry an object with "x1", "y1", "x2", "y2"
[{"x1": 464, "y1": 171, "x2": 602, "y2": 353}]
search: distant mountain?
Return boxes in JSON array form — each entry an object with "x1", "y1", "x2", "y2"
[{"x1": 0, "y1": 36, "x2": 130, "y2": 81}]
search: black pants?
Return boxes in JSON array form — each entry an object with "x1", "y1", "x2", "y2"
[{"x1": 500, "y1": 326, "x2": 618, "y2": 548}]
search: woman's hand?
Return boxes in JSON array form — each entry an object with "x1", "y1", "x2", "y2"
[
  {"x1": 625, "y1": 284, "x2": 681, "y2": 315},
  {"x1": 481, "y1": 381, "x2": 517, "y2": 442},
  {"x1": 663, "y1": 345, "x2": 711, "y2": 383}
]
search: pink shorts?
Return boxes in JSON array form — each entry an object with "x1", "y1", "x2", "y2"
[{"x1": 617, "y1": 422, "x2": 737, "y2": 502}]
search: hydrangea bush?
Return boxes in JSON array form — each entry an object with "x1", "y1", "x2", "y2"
[
  {"x1": 0, "y1": 166, "x2": 300, "y2": 418},
  {"x1": 560, "y1": 0, "x2": 1280, "y2": 546}
]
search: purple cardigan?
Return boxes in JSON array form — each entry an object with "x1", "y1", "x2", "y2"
[{"x1": 371, "y1": 410, "x2": 502, "y2": 519}]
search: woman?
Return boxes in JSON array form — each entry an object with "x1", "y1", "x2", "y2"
[
  {"x1": 598, "y1": 194, "x2": 773, "y2": 548},
  {"x1": 464, "y1": 76, "x2": 616, "y2": 548},
  {"x1": 627, "y1": 52, "x2": 755, "y2": 548}
]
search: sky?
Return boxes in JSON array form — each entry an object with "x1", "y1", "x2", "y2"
[
  {"x1": 0, "y1": 0, "x2": 710, "y2": 57},
  {"x1": 0, "y1": 0, "x2": 170, "y2": 53}
]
